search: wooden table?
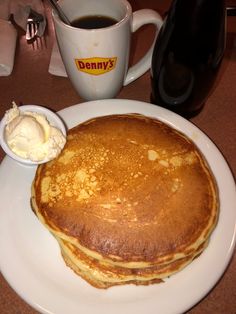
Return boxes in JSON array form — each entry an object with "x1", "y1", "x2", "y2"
[{"x1": 0, "y1": 1, "x2": 235, "y2": 313}]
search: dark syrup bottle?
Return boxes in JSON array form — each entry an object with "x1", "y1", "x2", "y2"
[{"x1": 150, "y1": 0, "x2": 226, "y2": 118}]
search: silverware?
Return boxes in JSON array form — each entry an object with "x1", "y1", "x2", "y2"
[
  {"x1": 48, "y1": 0, "x2": 71, "y2": 25},
  {"x1": 26, "y1": 9, "x2": 44, "y2": 41}
]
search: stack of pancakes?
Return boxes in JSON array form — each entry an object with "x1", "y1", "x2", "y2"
[{"x1": 31, "y1": 114, "x2": 219, "y2": 288}]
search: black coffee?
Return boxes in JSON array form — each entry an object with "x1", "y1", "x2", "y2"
[{"x1": 71, "y1": 15, "x2": 118, "y2": 29}]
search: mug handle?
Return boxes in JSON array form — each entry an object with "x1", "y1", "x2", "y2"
[{"x1": 124, "y1": 9, "x2": 163, "y2": 86}]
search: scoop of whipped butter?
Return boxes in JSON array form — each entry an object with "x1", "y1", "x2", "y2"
[{"x1": 4, "y1": 104, "x2": 66, "y2": 162}]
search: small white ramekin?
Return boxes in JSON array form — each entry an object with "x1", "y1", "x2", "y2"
[{"x1": 0, "y1": 105, "x2": 67, "y2": 166}]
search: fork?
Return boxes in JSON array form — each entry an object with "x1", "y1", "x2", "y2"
[{"x1": 26, "y1": 9, "x2": 44, "y2": 41}]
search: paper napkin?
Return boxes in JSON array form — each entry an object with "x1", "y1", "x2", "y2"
[
  {"x1": 10, "y1": 0, "x2": 46, "y2": 36},
  {"x1": 0, "y1": 0, "x2": 47, "y2": 76},
  {"x1": 48, "y1": 41, "x2": 67, "y2": 77},
  {"x1": 0, "y1": 19, "x2": 17, "y2": 76}
]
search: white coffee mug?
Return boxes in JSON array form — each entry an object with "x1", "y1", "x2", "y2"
[{"x1": 53, "y1": 0, "x2": 163, "y2": 100}]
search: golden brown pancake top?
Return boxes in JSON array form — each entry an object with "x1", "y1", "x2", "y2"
[{"x1": 32, "y1": 114, "x2": 218, "y2": 263}]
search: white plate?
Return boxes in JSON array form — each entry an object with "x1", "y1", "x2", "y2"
[{"x1": 0, "y1": 99, "x2": 235, "y2": 314}]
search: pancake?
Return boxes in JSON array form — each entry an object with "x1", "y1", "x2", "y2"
[
  {"x1": 31, "y1": 114, "x2": 219, "y2": 287},
  {"x1": 57, "y1": 236, "x2": 208, "y2": 288}
]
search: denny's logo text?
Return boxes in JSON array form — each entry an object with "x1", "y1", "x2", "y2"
[{"x1": 75, "y1": 57, "x2": 117, "y2": 75}]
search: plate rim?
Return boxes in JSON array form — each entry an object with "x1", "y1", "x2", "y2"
[{"x1": 0, "y1": 99, "x2": 236, "y2": 314}]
